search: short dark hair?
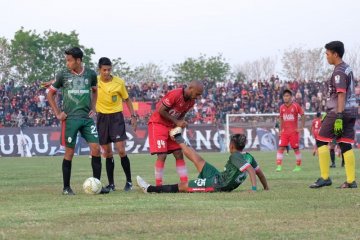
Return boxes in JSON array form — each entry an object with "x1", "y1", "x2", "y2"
[
  {"x1": 98, "y1": 57, "x2": 112, "y2": 68},
  {"x1": 325, "y1": 41, "x2": 344, "y2": 58},
  {"x1": 316, "y1": 112, "x2": 321, "y2": 118},
  {"x1": 65, "y1": 47, "x2": 83, "y2": 61},
  {"x1": 282, "y1": 89, "x2": 292, "y2": 96},
  {"x1": 230, "y1": 134, "x2": 247, "y2": 151}
]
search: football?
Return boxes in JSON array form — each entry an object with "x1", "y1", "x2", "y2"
[{"x1": 83, "y1": 177, "x2": 102, "y2": 194}]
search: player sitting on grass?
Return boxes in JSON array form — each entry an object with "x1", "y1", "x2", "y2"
[{"x1": 137, "y1": 129, "x2": 269, "y2": 193}]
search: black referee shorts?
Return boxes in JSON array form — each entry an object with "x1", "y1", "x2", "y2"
[{"x1": 96, "y1": 112, "x2": 127, "y2": 145}]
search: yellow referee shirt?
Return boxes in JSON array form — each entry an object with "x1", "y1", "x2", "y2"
[{"x1": 96, "y1": 76, "x2": 129, "y2": 113}]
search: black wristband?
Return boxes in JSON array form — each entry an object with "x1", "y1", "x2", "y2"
[{"x1": 336, "y1": 112, "x2": 343, "y2": 119}]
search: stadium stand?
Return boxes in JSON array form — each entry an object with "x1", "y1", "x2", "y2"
[{"x1": 1, "y1": 77, "x2": 359, "y2": 127}]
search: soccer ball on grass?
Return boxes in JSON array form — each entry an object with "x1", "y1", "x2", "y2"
[{"x1": 83, "y1": 177, "x2": 102, "y2": 194}]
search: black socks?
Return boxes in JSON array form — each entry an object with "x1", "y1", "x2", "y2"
[
  {"x1": 330, "y1": 149, "x2": 335, "y2": 164},
  {"x1": 106, "y1": 157, "x2": 115, "y2": 185},
  {"x1": 92, "y1": 156, "x2": 102, "y2": 180},
  {"x1": 62, "y1": 159, "x2": 72, "y2": 188},
  {"x1": 147, "y1": 184, "x2": 179, "y2": 193},
  {"x1": 121, "y1": 155, "x2": 132, "y2": 183}
]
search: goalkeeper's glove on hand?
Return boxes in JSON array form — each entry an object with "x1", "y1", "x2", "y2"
[{"x1": 334, "y1": 112, "x2": 343, "y2": 137}]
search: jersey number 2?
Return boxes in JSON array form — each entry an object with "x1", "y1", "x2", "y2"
[{"x1": 90, "y1": 125, "x2": 97, "y2": 134}]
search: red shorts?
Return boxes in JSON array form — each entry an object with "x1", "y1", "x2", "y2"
[
  {"x1": 148, "y1": 122, "x2": 181, "y2": 154},
  {"x1": 279, "y1": 132, "x2": 299, "y2": 149}
]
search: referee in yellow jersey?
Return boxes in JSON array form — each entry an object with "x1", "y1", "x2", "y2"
[{"x1": 96, "y1": 57, "x2": 137, "y2": 191}]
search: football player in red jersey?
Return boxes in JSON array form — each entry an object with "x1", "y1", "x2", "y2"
[
  {"x1": 148, "y1": 80, "x2": 204, "y2": 186},
  {"x1": 276, "y1": 89, "x2": 305, "y2": 172},
  {"x1": 311, "y1": 112, "x2": 322, "y2": 156}
]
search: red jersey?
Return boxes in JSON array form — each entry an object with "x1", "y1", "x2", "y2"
[
  {"x1": 279, "y1": 102, "x2": 304, "y2": 133},
  {"x1": 148, "y1": 88, "x2": 195, "y2": 127},
  {"x1": 311, "y1": 118, "x2": 322, "y2": 135}
]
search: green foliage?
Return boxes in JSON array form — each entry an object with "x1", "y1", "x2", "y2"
[
  {"x1": 10, "y1": 28, "x2": 44, "y2": 84},
  {"x1": 172, "y1": 54, "x2": 230, "y2": 82},
  {"x1": 110, "y1": 57, "x2": 134, "y2": 81},
  {"x1": 42, "y1": 30, "x2": 95, "y2": 79},
  {"x1": 6, "y1": 27, "x2": 95, "y2": 84}
]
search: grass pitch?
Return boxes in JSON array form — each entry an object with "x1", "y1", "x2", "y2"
[{"x1": 0, "y1": 150, "x2": 359, "y2": 240}]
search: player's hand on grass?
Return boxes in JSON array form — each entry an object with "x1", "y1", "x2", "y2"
[
  {"x1": 334, "y1": 113, "x2": 343, "y2": 137},
  {"x1": 175, "y1": 119, "x2": 187, "y2": 128},
  {"x1": 56, "y1": 112, "x2": 67, "y2": 121}
]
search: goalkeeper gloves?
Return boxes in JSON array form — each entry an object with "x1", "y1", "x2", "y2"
[{"x1": 334, "y1": 112, "x2": 343, "y2": 137}]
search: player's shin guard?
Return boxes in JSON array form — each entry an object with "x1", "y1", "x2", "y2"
[
  {"x1": 106, "y1": 157, "x2": 114, "y2": 185},
  {"x1": 91, "y1": 156, "x2": 102, "y2": 180},
  {"x1": 155, "y1": 160, "x2": 165, "y2": 186},
  {"x1": 176, "y1": 159, "x2": 188, "y2": 183},
  {"x1": 343, "y1": 150, "x2": 356, "y2": 183},
  {"x1": 294, "y1": 149, "x2": 302, "y2": 166},
  {"x1": 318, "y1": 145, "x2": 330, "y2": 180},
  {"x1": 276, "y1": 149, "x2": 284, "y2": 166},
  {"x1": 62, "y1": 159, "x2": 72, "y2": 188}
]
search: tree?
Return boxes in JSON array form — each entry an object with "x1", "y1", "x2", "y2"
[
  {"x1": 282, "y1": 47, "x2": 329, "y2": 81},
  {"x1": 234, "y1": 56, "x2": 276, "y2": 81},
  {"x1": 0, "y1": 37, "x2": 12, "y2": 83},
  {"x1": 303, "y1": 48, "x2": 327, "y2": 81},
  {"x1": 8, "y1": 28, "x2": 95, "y2": 84},
  {"x1": 345, "y1": 45, "x2": 360, "y2": 80},
  {"x1": 235, "y1": 71, "x2": 246, "y2": 82},
  {"x1": 172, "y1": 54, "x2": 230, "y2": 82},
  {"x1": 42, "y1": 30, "x2": 95, "y2": 79},
  {"x1": 281, "y1": 47, "x2": 306, "y2": 81},
  {"x1": 111, "y1": 57, "x2": 134, "y2": 81},
  {"x1": 10, "y1": 27, "x2": 44, "y2": 84},
  {"x1": 132, "y1": 62, "x2": 164, "y2": 83}
]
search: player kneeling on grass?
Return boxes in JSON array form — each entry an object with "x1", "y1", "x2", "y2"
[{"x1": 137, "y1": 129, "x2": 269, "y2": 193}]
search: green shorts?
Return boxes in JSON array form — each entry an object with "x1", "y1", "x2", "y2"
[
  {"x1": 187, "y1": 162, "x2": 221, "y2": 192},
  {"x1": 60, "y1": 118, "x2": 99, "y2": 148}
]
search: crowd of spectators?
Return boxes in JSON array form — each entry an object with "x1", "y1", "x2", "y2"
[
  {"x1": 1, "y1": 76, "x2": 359, "y2": 128},
  {"x1": 0, "y1": 80, "x2": 57, "y2": 128}
]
